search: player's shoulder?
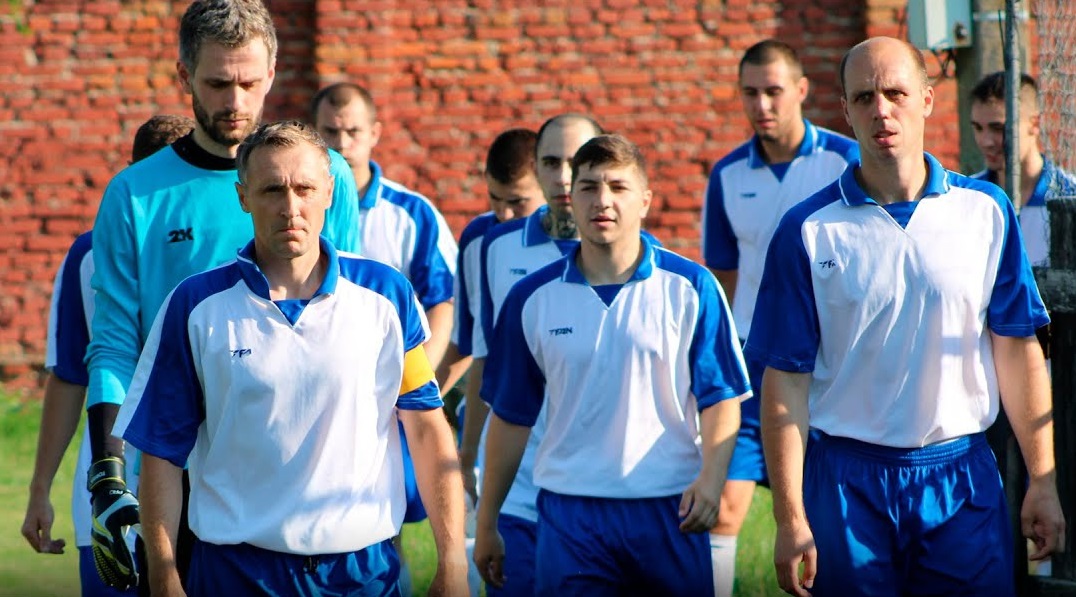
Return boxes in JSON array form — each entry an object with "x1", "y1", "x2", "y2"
[
  {"x1": 337, "y1": 252, "x2": 415, "y2": 300},
  {"x1": 712, "y1": 140, "x2": 754, "y2": 172},
  {"x1": 945, "y1": 167, "x2": 1008, "y2": 204},
  {"x1": 811, "y1": 124, "x2": 859, "y2": 161},
  {"x1": 780, "y1": 177, "x2": 846, "y2": 230},
  {"x1": 460, "y1": 212, "x2": 499, "y2": 248},
  {"x1": 168, "y1": 259, "x2": 245, "y2": 313},
  {"x1": 505, "y1": 257, "x2": 566, "y2": 306},
  {"x1": 482, "y1": 212, "x2": 529, "y2": 249},
  {"x1": 1045, "y1": 160, "x2": 1076, "y2": 195},
  {"x1": 67, "y1": 230, "x2": 94, "y2": 262}
]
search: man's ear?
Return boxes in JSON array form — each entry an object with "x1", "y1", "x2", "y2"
[
  {"x1": 371, "y1": 121, "x2": 383, "y2": 149},
  {"x1": 177, "y1": 60, "x2": 193, "y2": 94},
  {"x1": 236, "y1": 182, "x2": 250, "y2": 213}
]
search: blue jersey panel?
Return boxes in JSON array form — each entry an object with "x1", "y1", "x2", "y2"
[
  {"x1": 455, "y1": 213, "x2": 499, "y2": 356},
  {"x1": 52, "y1": 231, "x2": 94, "y2": 385}
]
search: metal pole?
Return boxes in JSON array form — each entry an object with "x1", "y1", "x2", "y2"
[{"x1": 1004, "y1": 0, "x2": 1021, "y2": 204}]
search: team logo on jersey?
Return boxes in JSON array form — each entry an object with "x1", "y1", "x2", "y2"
[
  {"x1": 818, "y1": 259, "x2": 837, "y2": 270},
  {"x1": 740, "y1": 192, "x2": 757, "y2": 198},
  {"x1": 167, "y1": 228, "x2": 194, "y2": 243},
  {"x1": 509, "y1": 268, "x2": 528, "y2": 276},
  {"x1": 231, "y1": 348, "x2": 252, "y2": 358},
  {"x1": 549, "y1": 327, "x2": 573, "y2": 336}
]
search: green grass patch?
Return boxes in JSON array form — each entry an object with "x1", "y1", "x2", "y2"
[{"x1": 0, "y1": 386, "x2": 780, "y2": 595}]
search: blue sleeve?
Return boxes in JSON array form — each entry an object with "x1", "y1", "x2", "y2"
[
  {"x1": 49, "y1": 234, "x2": 92, "y2": 386},
  {"x1": 454, "y1": 241, "x2": 476, "y2": 356},
  {"x1": 702, "y1": 168, "x2": 739, "y2": 270},
  {"x1": 475, "y1": 233, "x2": 496, "y2": 358},
  {"x1": 120, "y1": 289, "x2": 205, "y2": 468},
  {"x1": 742, "y1": 212, "x2": 820, "y2": 372},
  {"x1": 408, "y1": 202, "x2": 457, "y2": 311},
  {"x1": 689, "y1": 270, "x2": 752, "y2": 409},
  {"x1": 86, "y1": 176, "x2": 144, "y2": 408},
  {"x1": 323, "y1": 150, "x2": 362, "y2": 254},
  {"x1": 398, "y1": 380, "x2": 444, "y2": 411},
  {"x1": 484, "y1": 286, "x2": 545, "y2": 427},
  {"x1": 987, "y1": 195, "x2": 1050, "y2": 336}
]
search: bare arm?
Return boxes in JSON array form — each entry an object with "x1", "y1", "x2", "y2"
[
  {"x1": 434, "y1": 342, "x2": 472, "y2": 397},
  {"x1": 424, "y1": 301, "x2": 455, "y2": 371},
  {"x1": 22, "y1": 375, "x2": 86, "y2": 553},
  {"x1": 709, "y1": 268, "x2": 738, "y2": 307},
  {"x1": 760, "y1": 368, "x2": 816, "y2": 597},
  {"x1": 679, "y1": 396, "x2": 742, "y2": 532},
  {"x1": 473, "y1": 414, "x2": 530, "y2": 588},
  {"x1": 991, "y1": 332, "x2": 1067, "y2": 559},
  {"x1": 398, "y1": 407, "x2": 469, "y2": 596},
  {"x1": 458, "y1": 357, "x2": 488, "y2": 503},
  {"x1": 139, "y1": 454, "x2": 186, "y2": 597}
]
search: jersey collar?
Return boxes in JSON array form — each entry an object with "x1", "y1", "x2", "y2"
[
  {"x1": 838, "y1": 152, "x2": 950, "y2": 207},
  {"x1": 236, "y1": 236, "x2": 340, "y2": 300},
  {"x1": 747, "y1": 119, "x2": 819, "y2": 169},
  {"x1": 357, "y1": 160, "x2": 383, "y2": 210},
  {"x1": 522, "y1": 205, "x2": 554, "y2": 247},
  {"x1": 561, "y1": 233, "x2": 657, "y2": 285}
]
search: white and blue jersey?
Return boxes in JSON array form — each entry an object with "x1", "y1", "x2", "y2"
[
  {"x1": 114, "y1": 238, "x2": 441, "y2": 556},
  {"x1": 453, "y1": 212, "x2": 499, "y2": 356},
  {"x1": 86, "y1": 135, "x2": 362, "y2": 410},
  {"x1": 745, "y1": 153, "x2": 1049, "y2": 448},
  {"x1": 703, "y1": 120, "x2": 858, "y2": 340},
  {"x1": 972, "y1": 157, "x2": 1076, "y2": 267},
  {"x1": 487, "y1": 236, "x2": 751, "y2": 498},
  {"x1": 358, "y1": 160, "x2": 457, "y2": 310}
]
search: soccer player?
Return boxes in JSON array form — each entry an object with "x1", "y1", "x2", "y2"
[
  {"x1": 474, "y1": 134, "x2": 749, "y2": 595},
  {"x1": 312, "y1": 82, "x2": 457, "y2": 369},
  {"x1": 437, "y1": 128, "x2": 546, "y2": 399},
  {"x1": 112, "y1": 121, "x2": 468, "y2": 596},
  {"x1": 20, "y1": 114, "x2": 193, "y2": 597},
  {"x1": 749, "y1": 36, "x2": 1066, "y2": 597},
  {"x1": 970, "y1": 71, "x2": 1076, "y2": 267},
  {"x1": 460, "y1": 114, "x2": 603, "y2": 597},
  {"x1": 83, "y1": 0, "x2": 362, "y2": 590},
  {"x1": 701, "y1": 39, "x2": 857, "y2": 597}
]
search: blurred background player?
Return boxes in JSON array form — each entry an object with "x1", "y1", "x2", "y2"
[
  {"x1": 475, "y1": 134, "x2": 749, "y2": 594},
  {"x1": 459, "y1": 114, "x2": 603, "y2": 597},
  {"x1": 750, "y1": 37, "x2": 1065, "y2": 597},
  {"x1": 83, "y1": 0, "x2": 361, "y2": 590},
  {"x1": 312, "y1": 81, "x2": 460, "y2": 594},
  {"x1": 969, "y1": 71, "x2": 1076, "y2": 267},
  {"x1": 701, "y1": 39, "x2": 857, "y2": 597},
  {"x1": 21, "y1": 115, "x2": 194, "y2": 597},
  {"x1": 113, "y1": 121, "x2": 467, "y2": 596}
]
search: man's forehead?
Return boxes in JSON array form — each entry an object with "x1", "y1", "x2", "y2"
[{"x1": 576, "y1": 162, "x2": 639, "y2": 181}]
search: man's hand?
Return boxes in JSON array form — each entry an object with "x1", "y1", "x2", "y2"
[
  {"x1": 22, "y1": 491, "x2": 66, "y2": 554},
  {"x1": 774, "y1": 518, "x2": 816, "y2": 597},
  {"x1": 679, "y1": 472, "x2": 722, "y2": 533},
  {"x1": 428, "y1": 552, "x2": 470, "y2": 596},
  {"x1": 1023, "y1": 477, "x2": 1067, "y2": 561},
  {"x1": 88, "y1": 457, "x2": 140, "y2": 590},
  {"x1": 473, "y1": 523, "x2": 506, "y2": 589}
]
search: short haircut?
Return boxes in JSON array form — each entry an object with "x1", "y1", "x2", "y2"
[
  {"x1": 739, "y1": 39, "x2": 804, "y2": 79},
  {"x1": 485, "y1": 129, "x2": 538, "y2": 184},
  {"x1": 131, "y1": 115, "x2": 195, "y2": 163},
  {"x1": 236, "y1": 121, "x2": 331, "y2": 184},
  {"x1": 310, "y1": 82, "x2": 377, "y2": 123},
  {"x1": 970, "y1": 71, "x2": 1039, "y2": 105},
  {"x1": 179, "y1": 0, "x2": 278, "y2": 73},
  {"x1": 570, "y1": 134, "x2": 648, "y2": 186},
  {"x1": 839, "y1": 37, "x2": 928, "y2": 96},
  {"x1": 536, "y1": 114, "x2": 604, "y2": 151}
]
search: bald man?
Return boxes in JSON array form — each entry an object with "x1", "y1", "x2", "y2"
[{"x1": 747, "y1": 37, "x2": 1065, "y2": 597}]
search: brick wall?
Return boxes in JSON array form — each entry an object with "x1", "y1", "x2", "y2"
[{"x1": 0, "y1": 0, "x2": 964, "y2": 387}]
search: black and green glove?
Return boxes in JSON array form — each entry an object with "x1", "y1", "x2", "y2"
[{"x1": 88, "y1": 456, "x2": 140, "y2": 590}]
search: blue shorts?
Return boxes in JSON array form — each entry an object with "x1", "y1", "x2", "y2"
[
  {"x1": 398, "y1": 420, "x2": 428, "y2": 523},
  {"x1": 79, "y1": 546, "x2": 139, "y2": 597},
  {"x1": 487, "y1": 513, "x2": 537, "y2": 597},
  {"x1": 804, "y1": 432, "x2": 1014, "y2": 597},
  {"x1": 186, "y1": 538, "x2": 400, "y2": 597},
  {"x1": 535, "y1": 490, "x2": 711, "y2": 596}
]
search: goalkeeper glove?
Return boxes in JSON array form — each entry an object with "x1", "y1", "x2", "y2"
[{"x1": 88, "y1": 456, "x2": 140, "y2": 590}]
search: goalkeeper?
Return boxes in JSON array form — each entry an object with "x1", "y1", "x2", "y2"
[{"x1": 113, "y1": 122, "x2": 468, "y2": 595}]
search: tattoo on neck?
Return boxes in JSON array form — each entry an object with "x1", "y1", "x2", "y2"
[{"x1": 543, "y1": 210, "x2": 577, "y2": 240}]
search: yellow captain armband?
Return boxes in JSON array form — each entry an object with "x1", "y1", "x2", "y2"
[{"x1": 400, "y1": 345, "x2": 436, "y2": 395}]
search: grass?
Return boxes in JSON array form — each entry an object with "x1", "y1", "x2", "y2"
[{"x1": 0, "y1": 386, "x2": 780, "y2": 596}]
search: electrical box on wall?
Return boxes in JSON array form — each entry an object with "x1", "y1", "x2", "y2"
[{"x1": 907, "y1": 0, "x2": 973, "y2": 50}]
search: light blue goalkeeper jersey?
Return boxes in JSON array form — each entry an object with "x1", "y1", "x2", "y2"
[{"x1": 86, "y1": 136, "x2": 362, "y2": 408}]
